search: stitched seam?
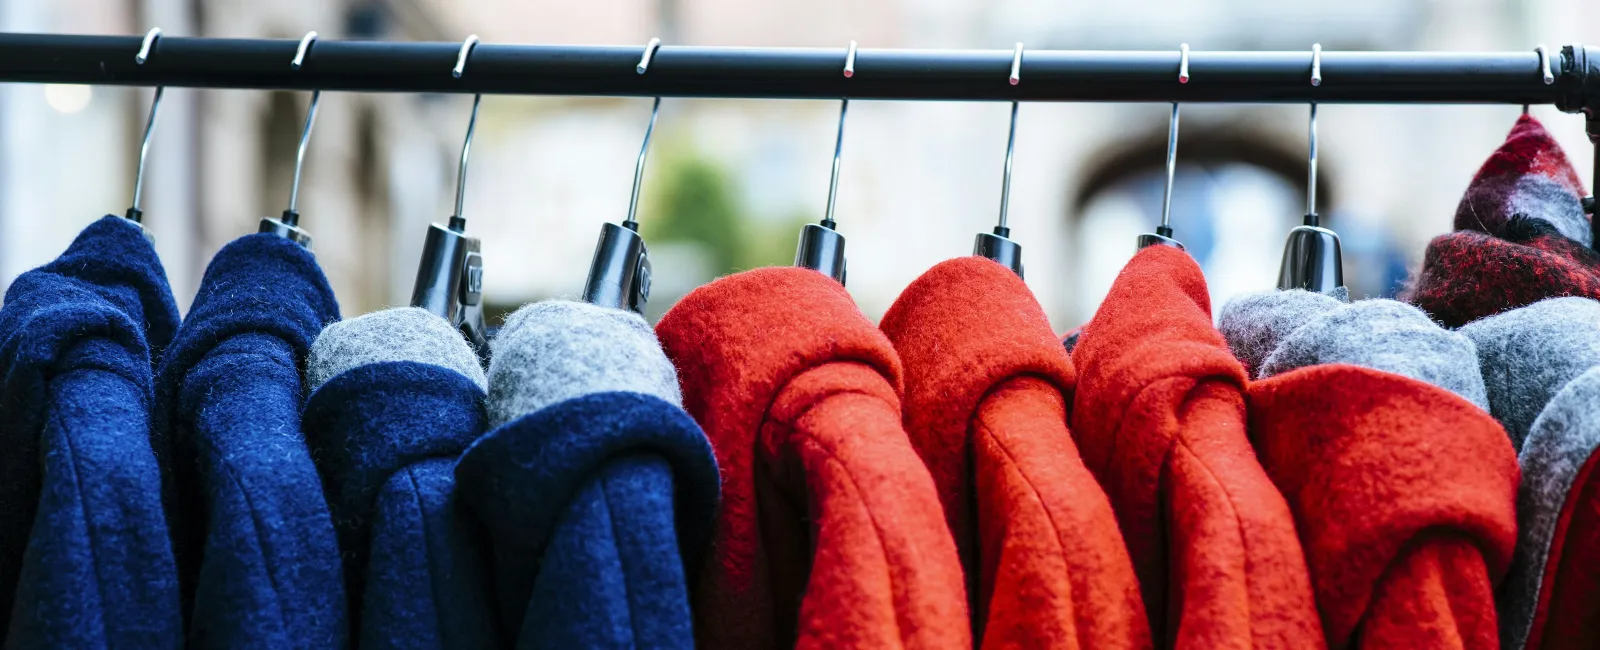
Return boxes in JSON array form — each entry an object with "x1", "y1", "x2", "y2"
[
  {"x1": 1170, "y1": 430, "x2": 1255, "y2": 644},
  {"x1": 973, "y1": 412, "x2": 1087, "y2": 649},
  {"x1": 217, "y1": 462, "x2": 294, "y2": 639},
  {"x1": 794, "y1": 422, "x2": 910, "y2": 645},
  {"x1": 403, "y1": 467, "x2": 451, "y2": 648},
  {"x1": 50, "y1": 385, "x2": 112, "y2": 640},
  {"x1": 596, "y1": 473, "x2": 643, "y2": 648}
]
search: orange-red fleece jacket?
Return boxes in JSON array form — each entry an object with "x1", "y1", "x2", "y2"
[
  {"x1": 656, "y1": 267, "x2": 970, "y2": 650},
  {"x1": 1070, "y1": 246, "x2": 1324, "y2": 649},
  {"x1": 1248, "y1": 366, "x2": 1519, "y2": 649},
  {"x1": 880, "y1": 256, "x2": 1151, "y2": 650}
]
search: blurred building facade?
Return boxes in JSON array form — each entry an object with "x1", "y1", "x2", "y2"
[{"x1": 1, "y1": 0, "x2": 1597, "y2": 328}]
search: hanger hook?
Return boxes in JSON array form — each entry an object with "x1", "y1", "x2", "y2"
[
  {"x1": 1311, "y1": 43, "x2": 1322, "y2": 86},
  {"x1": 636, "y1": 37, "x2": 661, "y2": 74},
  {"x1": 285, "y1": 31, "x2": 321, "y2": 222},
  {"x1": 1160, "y1": 102, "x2": 1181, "y2": 233},
  {"x1": 627, "y1": 38, "x2": 664, "y2": 228},
  {"x1": 1178, "y1": 43, "x2": 1190, "y2": 84},
  {"x1": 451, "y1": 35, "x2": 482, "y2": 230},
  {"x1": 998, "y1": 43, "x2": 1022, "y2": 231},
  {"x1": 1307, "y1": 103, "x2": 1319, "y2": 223},
  {"x1": 1536, "y1": 45, "x2": 1554, "y2": 85},
  {"x1": 127, "y1": 28, "x2": 164, "y2": 222},
  {"x1": 823, "y1": 41, "x2": 856, "y2": 227}
]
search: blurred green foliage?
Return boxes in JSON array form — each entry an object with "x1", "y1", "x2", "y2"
[{"x1": 643, "y1": 145, "x2": 807, "y2": 274}]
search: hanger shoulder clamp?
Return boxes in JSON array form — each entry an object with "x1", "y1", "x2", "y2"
[
  {"x1": 582, "y1": 222, "x2": 652, "y2": 314},
  {"x1": 411, "y1": 222, "x2": 488, "y2": 357}
]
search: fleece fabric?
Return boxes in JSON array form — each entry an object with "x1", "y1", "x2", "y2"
[
  {"x1": 0, "y1": 216, "x2": 182, "y2": 648},
  {"x1": 454, "y1": 300, "x2": 718, "y2": 649},
  {"x1": 1404, "y1": 116, "x2": 1597, "y2": 327},
  {"x1": 153, "y1": 233, "x2": 346, "y2": 649},
  {"x1": 483, "y1": 300, "x2": 681, "y2": 429},
  {"x1": 657, "y1": 268, "x2": 971, "y2": 649},
  {"x1": 1459, "y1": 297, "x2": 1600, "y2": 650},
  {"x1": 1247, "y1": 365, "x2": 1518, "y2": 650},
  {"x1": 1218, "y1": 292, "x2": 1489, "y2": 409},
  {"x1": 301, "y1": 307, "x2": 495, "y2": 649},
  {"x1": 879, "y1": 256, "x2": 1150, "y2": 650},
  {"x1": 1069, "y1": 245, "x2": 1323, "y2": 649},
  {"x1": 306, "y1": 307, "x2": 486, "y2": 392}
]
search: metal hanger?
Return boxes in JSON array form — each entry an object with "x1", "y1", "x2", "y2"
[
  {"x1": 125, "y1": 27, "x2": 164, "y2": 227},
  {"x1": 257, "y1": 31, "x2": 319, "y2": 246},
  {"x1": 581, "y1": 37, "x2": 661, "y2": 314},
  {"x1": 1276, "y1": 44, "x2": 1344, "y2": 292},
  {"x1": 973, "y1": 42, "x2": 1025, "y2": 277},
  {"x1": 410, "y1": 35, "x2": 488, "y2": 359},
  {"x1": 1136, "y1": 44, "x2": 1188, "y2": 250},
  {"x1": 794, "y1": 40, "x2": 855, "y2": 284}
]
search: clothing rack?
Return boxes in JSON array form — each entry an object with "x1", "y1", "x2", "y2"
[{"x1": 1, "y1": 33, "x2": 1597, "y2": 212}]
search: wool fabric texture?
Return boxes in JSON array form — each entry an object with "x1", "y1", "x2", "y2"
[
  {"x1": 1458, "y1": 297, "x2": 1600, "y2": 650},
  {"x1": 1459, "y1": 296, "x2": 1600, "y2": 450},
  {"x1": 1454, "y1": 114, "x2": 1591, "y2": 245},
  {"x1": 1404, "y1": 116, "x2": 1597, "y2": 328},
  {"x1": 1217, "y1": 289, "x2": 1345, "y2": 379},
  {"x1": 0, "y1": 216, "x2": 182, "y2": 648},
  {"x1": 1246, "y1": 365, "x2": 1518, "y2": 650},
  {"x1": 656, "y1": 267, "x2": 970, "y2": 650},
  {"x1": 485, "y1": 300, "x2": 681, "y2": 428},
  {"x1": 455, "y1": 300, "x2": 718, "y2": 649},
  {"x1": 880, "y1": 256, "x2": 1151, "y2": 650},
  {"x1": 153, "y1": 233, "x2": 346, "y2": 649},
  {"x1": 1070, "y1": 245, "x2": 1323, "y2": 649},
  {"x1": 1220, "y1": 294, "x2": 1490, "y2": 409},
  {"x1": 306, "y1": 307, "x2": 487, "y2": 392},
  {"x1": 301, "y1": 307, "x2": 496, "y2": 649}
]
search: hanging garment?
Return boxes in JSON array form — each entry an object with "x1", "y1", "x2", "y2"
[
  {"x1": 1069, "y1": 245, "x2": 1323, "y2": 649},
  {"x1": 454, "y1": 300, "x2": 718, "y2": 649},
  {"x1": 152, "y1": 233, "x2": 346, "y2": 649},
  {"x1": 878, "y1": 256, "x2": 1150, "y2": 650},
  {"x1": 656, "y1": 267, "x2": 970, "y2": 650},
  {"x1": 1227, "y1": 295, "x2": 1518, "y2": 649},
  {"x1": 300, "y1": 307, "x2": 496, "y2": 649},
  {"x1": 1404, "y1": 115, "x2": 1596, "y2": 328},
  {"x1": 1460, "y1": 297, "x2": 1600, "y2": 650},
  {"x1": 0, "y1": 216, "x2": 182, "y2": 648},
  {"x1": 1218, "y1": 291, "x2": 1489, "y2": 408}
]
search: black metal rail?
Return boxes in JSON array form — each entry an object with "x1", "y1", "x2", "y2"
[{"x1": 0, "y1": 33, "x2": 1594, "y2": 111}]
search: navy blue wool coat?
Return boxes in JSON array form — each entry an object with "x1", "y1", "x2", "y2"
[
  {"x1": 454, "y1": 391, "x2": 719, "y2": 650},
  {"x1": 0, "y1": 216, "x2": 183, "y2": 648},
  {"x1": 302, "y1": 361, "x2": 498, "y2": 649},
  {"x1": 153, "y1": 233, "x2": 346, "y2": 649}
]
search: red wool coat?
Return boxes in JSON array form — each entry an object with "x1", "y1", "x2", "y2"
[
  {"x1": 1247, "y1": 365, "x2": 1518, "y2": 649},
  {"x1": 1070, "y1": 246, "x2": 1324, "y2": 649},
  {"x1": 656, "y1": 267, "x2": 969, "y2": 650},
  {"x1": 880, "y1": 256, "x2": 1151, "y2": 650}
]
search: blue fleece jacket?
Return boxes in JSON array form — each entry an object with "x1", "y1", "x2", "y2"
[
  {"x1": 0, "y1": 216, "x2": 183, "y2": 648},
  {"x1": 153, "y1": 233, "x2": 346, "y2": 649},
  {"x1": 301, "y1": 361, "x2": 498, "y2": 649},
  {"x1": 454, "y1": 391, "x2": 719, "y2": 649}
]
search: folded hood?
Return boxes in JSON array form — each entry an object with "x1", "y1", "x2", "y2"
[
  {"x1": 1069, "y1": 245, "x2": 1322, "y2": 648},
  {"x1": 301, "y1": 306, "x2": 490, "y2": 640},
  {"x1": 152, "y1": 232, "x2": 345, "y2": 648},
  {"x1": 455, "y1": 299, "x2": 717, "y2": 647},
  {"x1": 0, "y1": 215, "x2": 181, "y2": 647},
  {"x1": 656, "y1": 267, "x2": 969, "y2": 649},
  {"x1": 1459, "y1": 297, "x2": 1600, "y2": 650},
  {"x1": 880, "y1": 256, "x2": 1150, "y2": 648}
]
